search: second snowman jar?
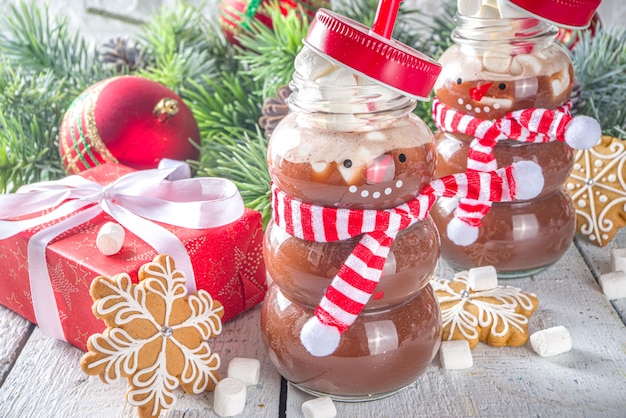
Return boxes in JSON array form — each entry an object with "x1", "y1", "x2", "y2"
[{"x1": 430, "y1": 1, "x2": 602, "y2": 277}]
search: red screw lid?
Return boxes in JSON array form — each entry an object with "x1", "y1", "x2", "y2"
[
  {"x1": 303, "y1": 2, "x2": 441, "y2": 101},
  {"x1": 506, "y1": 0, "x2": 601, "y2": 29}
]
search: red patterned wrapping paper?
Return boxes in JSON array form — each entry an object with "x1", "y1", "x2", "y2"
[{"x1": 0, "y1": 163, "x2": 267, "y2": 351}]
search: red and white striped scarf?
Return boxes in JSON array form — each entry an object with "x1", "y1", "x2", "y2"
[
  {"x1": 432, "y1": 97, "x2": 573, "y2": 172},
  {"x1": 271, "y1": 166, "x2": 518, "y2": 336},
  {"x1": 432, "y1": 98, "x2": 573, "y2": 230}
]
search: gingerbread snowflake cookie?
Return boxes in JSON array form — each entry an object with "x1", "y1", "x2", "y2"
[
  {"x1": 431, "y1": 270, "x2": 538, "y2": 349},
  {"x1": 566, "y1": 135, "x2": 626, "y2": 246},
  {"x1": 80, "y1": 254, "x2": 224, "y2": 418}
]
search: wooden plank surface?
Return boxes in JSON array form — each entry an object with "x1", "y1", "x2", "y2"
[
  {"x1": 0, "y1": 305, "x2": 281, "y2": 418},
  {"x1": 1, "y1": 232, "x2": 626, "y2": 417},
  {"x1": 286, "y1": 238, "x2": 626, "y2": 417}
]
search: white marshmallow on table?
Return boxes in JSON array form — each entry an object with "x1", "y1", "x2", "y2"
[
  {"x1": 213, "y1": 377, "x2": 247, "y2": 417},
  {"x1": 599, "y1": 271, "x2": 626, "y2": 300},
  {"x1": 468, "y1": 265, "x2": 498, "y2": 291},
  {"x1": 530, "y1": 326, "x2": 572, "y2": 357},
  {"x1": 96, "y1": 222, "x2": 125, "y2": 256},
  {"x1": 610, "y1": 248, "x2": 626, "y2": 272},
  {"x1": 227, "y1": 357, "x2": 261, "y2": 386},
  {"x1": 439, "y1": 340, "x2": 473, "y2": 370},
  {"x1": 302, "y1": 396, "x2": 337, "y2": 418}
]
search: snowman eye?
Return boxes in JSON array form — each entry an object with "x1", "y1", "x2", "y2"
[
  {"x1": 398, "y1": 153, "x2": 407, "y2": 163},
  {"x1": 456, "y1": 77, "x2": 463, "y2": 85},
  {"x1": 498, "y1": 83, "x2": 506, "y2": 90},
  {"x1": 343, "y1": 159, "x2": 352, "y2": 168}
]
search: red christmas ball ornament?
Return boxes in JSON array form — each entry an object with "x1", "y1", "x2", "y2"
[
  {"x1": 218, "y1": 0, "x2": 329, "y2": 45},
  {"x1": 59, "y1": 76, "x2": 200, "y2": 174}
]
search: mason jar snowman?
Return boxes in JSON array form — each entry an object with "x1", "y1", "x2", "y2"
[
  {"x1": 260, "y1": 1, "x2": 545, "y2": 400},
  {"x1": 430, "y1": 0, "x2": 602, "y2": 277}
]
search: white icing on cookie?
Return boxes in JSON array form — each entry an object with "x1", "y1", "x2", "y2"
[
  {"x1": 431, "y1": 271, "x2": 536, "y2": 342},
  {"x1": 84, "y1": 255, "x2": 224, "y2": 416}
]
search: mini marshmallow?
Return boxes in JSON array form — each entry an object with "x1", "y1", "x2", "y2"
[
  {"x1": 227, "y1": 357, "x2": 261, "y2": 386},
  {"x1": 599, "y1": 271, "x2": 626, "y2": 300},
  {"x1": 496, "y1": 0, "x2": 532, "y2": 18},
  {"x1": 439, "y1": 340, "x2": 473, "y2": 370},
  {"x1": 302, "y1": 396, "x2": 337, "y2": 418},
  {"x1": 512, "y1": 54, "x2": 543, "y2": 76},
  {"x1": 610, "y1": 248, "x2": 626, "y2": 272},
  {"x1": 482, "y1": 50, "x2": 513, "y2": 74},
  {"x1": 294, "y1": 47, "x2": 337, "y2": 81},
  {"x1": 476, "y1": 4, "x2": 500, "y2": 18},
  {"x1": 96, "y1": 222, "x2": 125, "y2": 256},
  {"x1": 550, "y1": 71, "x2": 571, "y2": 98},
  {"x1": 213, "y1": 377, "x2": 247, "y2": 417},
  {"x1": 530, "y1": 326, "x2": 572, "y2": 357},
  {"x1": 468, "y1": 265, "x2": 498, "y2": 291},
  {"x1": 457, "y1": 0, "x2": 481, "y2": 17}
]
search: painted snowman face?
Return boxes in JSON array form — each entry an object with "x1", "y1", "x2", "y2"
[
  {"x1": 435, "y1": 47, "x2": 574, "y2": 119},
  {"x1": 268, "y1": 113, "x2": 436, "y2": 210}
]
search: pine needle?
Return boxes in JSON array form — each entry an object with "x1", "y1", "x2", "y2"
[
  {"x1": 235, "y1": 2, "x2": 311, "y2": 98},
  {"x1": 137, "y1": 1, "x2": 237, "y2": 94},
  {"x1": 0, "y1": 0, "x2": 106, "y2": 92},
  {"x1": 569, "y1": 26, "x2": 626, "y2": 138},
  {"x1": 185, "y1": 71, "x2": 263, "y2": 150},
  {"x1": 0, "y1": 63, "x2": 67, "y2": 192},
  {"x1": 191, "y1": 129, "x2": 271, "y2": 226}
]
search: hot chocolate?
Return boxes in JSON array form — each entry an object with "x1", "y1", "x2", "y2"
[{"x1": 261, "y1": 282, "x2": 441, "y2": 399}]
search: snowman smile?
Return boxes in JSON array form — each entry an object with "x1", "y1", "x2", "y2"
[
  {"x1": 348, "y1": 180, "x2": 404, "y2": 199},
  {"x1": 457, "y1": 97, "x2": 512, "y2": 114}
]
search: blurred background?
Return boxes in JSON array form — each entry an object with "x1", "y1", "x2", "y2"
[{"x1": 0, "y1": 0, "x2": 623, "y2": 45}]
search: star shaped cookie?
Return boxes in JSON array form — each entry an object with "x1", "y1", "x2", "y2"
[
  {"x1": 80, "y1": 254, "x2": 224, "y2": 418},
  {"x1": 566, "y1": 135, "x2": 626, "y2": 246},
  {"x1": 431, "y1": 272, "x2": 538, "y2": 349}
]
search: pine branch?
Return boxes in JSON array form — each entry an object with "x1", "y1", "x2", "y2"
[
  {"x1": 137, "y1": 2, "x2": 237, "y2": 94},
  {"x1": 235, "y1": 2, "x2": 312, "y2": 98},
  {"x1": 184, "y1": 71, "x2": 263, "y2": 150},
  {"x1": 137, "y1": 44, "x2": 218, "y2": 95},
  {"x1": 0, "y1": 0, "x2": 107, "y2": 92},
  {"x1": 569, "y1": 26, "x2": 626, "y2": 138},
  {"x1": 0, "y1": 63, "x2": 67, "y2": 192}
]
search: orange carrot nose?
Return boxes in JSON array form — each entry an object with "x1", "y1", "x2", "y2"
[
  {"x1": 469, "y1": 82, "x2": 493, "y2": 101},
  {"x1": 366, "y1": 154, "x2": 395, "y2": 184}
]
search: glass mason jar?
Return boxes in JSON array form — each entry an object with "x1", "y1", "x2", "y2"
[
  {"x1": 261, "y1": 47, "x2": 442, "y2": 400},
  {"x1": 430, "y1": 16, "x2": 577, "y2": 278}
]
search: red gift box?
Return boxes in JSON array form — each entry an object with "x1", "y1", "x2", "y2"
[{"x1": 0, "y1": 163, "x2": 267, "y2": 351}]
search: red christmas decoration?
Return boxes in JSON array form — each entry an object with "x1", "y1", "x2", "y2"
[
  {"x1": 557, "y1": 12, "x2": 601, "y2": 50},
  {"x1": 59, "y1": 76, "x2": 200, "y2": 174},
  {"x1": 218, "y1": 0, "x2": 329, "y2": 44}
]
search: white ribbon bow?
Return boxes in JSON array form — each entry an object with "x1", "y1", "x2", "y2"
[{"x1": 0, "y1": 159, "x2": 244, "y2": 342}]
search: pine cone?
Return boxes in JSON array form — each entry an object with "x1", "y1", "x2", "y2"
[
  {"x1": 259, "y1": 85, "x2": 292, "y2": 139},
  {"x1": 100, "y1": 37, "x2": 144, "y2": 73},
  {"x1": 569, "y1": 80, "x2": 585, "y2": 113}
]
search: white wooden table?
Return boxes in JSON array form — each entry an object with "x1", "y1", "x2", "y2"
[{"x1": 1, "y1": 229, "x2": 626, "y2": 417}]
